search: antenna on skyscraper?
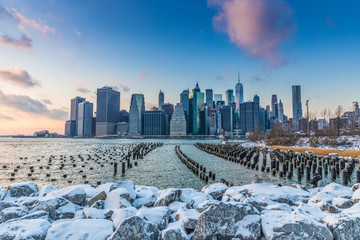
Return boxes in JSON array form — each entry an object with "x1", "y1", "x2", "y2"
[{"x1": 238, "y1": 71, "x2": 240, "y2": 84}]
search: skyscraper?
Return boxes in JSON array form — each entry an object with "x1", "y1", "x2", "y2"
[
  {"x1": 96, "y1": 87, "x2": 120, "y2": 136},
  {"x1": 143, "y1": 110, "x2": 167, "y2": 135},
  {"x1": 271, "y1": 94, "x2": 278, "y2": 118},
  {"x1": 225, "y1": 89, "x2": 234, "y2": 106},
  {"x1": 180, "y1": 89, "x2": 190, "y2": 133},
  {"x1": 129, "y1": 94, "x2": 145, "y2": 135},
  {"x1": 158, "y1": 90, "x2": 164, "y2": 109},
  {"x1": 235, "y1": 72, "x2": 244, "y2": 110},
  {"x1": 70, "y1": 96, "x2": 85, "y2": 136},
  {"x1": 205, "y1": 89, "x2": 213, "y2": 109},
  {"x1": 239, "y1": 102, "x2": 260, "y2": 134},
  {"x1": 77, "y1": 101, "x2": 93, "y2": 137},
  {"x1": 214, "y1": 94, "x2": 222, "y2": 102},
  {"x1": 278, "y1": 99, "x2": 284, "y2": 122},
  {"x1": 189, "y1": 83, "x2": 204, "y2": 134},
  {"x1": 170, "y1": 103, "x2": 187, "y2": 136},
  {"x1": 253, "y1": 94, "x2": 260, "y2": 104},
  {"x1": 292, "y1": 85, "x2": 303, "y2": 124}
]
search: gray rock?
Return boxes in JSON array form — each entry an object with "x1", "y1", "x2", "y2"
[
  {"x1": 15, "y1": 196, "x2": 38, "y2": 208},
  {"x1": 320, "y1": 202, "x2": 341, "y2": 214},
  {"x1": 175, "y1": 207, "x2": 199, "y2": 231},
  {"x1": 201, "y1": 183, "x2": 228, "y2": 201},
  {"x1": 0, "y1": 219, "x2": 50, "y2": 240},
  {"x1": 192, "y1": 202, "x2": 261, "y2": 240},
  {"x1": 0, "y1": 201, "x2": 21, "y2": 211},
  {"x1": 110, "y1": 181, "x2": 136, "y2": 200},
  {"x1": 154, "y1": 188, "x2": 182, "y2": 207},
  {"x1": 108, "y1": 216, "x2": 160, "y2": 240},
  {"x1": 161, "y1": 222, "x2": 188, "y2": 240},
  {"x1": 0, "y1": 206, "x2": 28, "y2": 223},
  {"x1": 262, "y1": 211, "x2": 333, "y2": 240},
  {"x1": 332, "y1": 197, "x2": 355, "y2": 209},
  {"x1": 30, "y1": 196, "x2": 76, "y2": 220},
  {"x1": 243, "y1": 197, "x2": 268, "y2": 212},
  {"x1": 87, "y1": 191, "x2": 107, "y2": 207},
  {"x1": 133, "y1": 194, "x2": 157, "y2": 208},
  {"x1": 61, "y1": 188, "x2": 86, "y2": 206},
  {"x1": 136, "y1": 206, "x2": 171, "y2": 231},
  {"x1": 90, "y1": 200, "x2": 104, "y2": 209},
  {"x1": 6, "y1": 211, "x2": 49, "y2": 223},
  {"x1": 8, "y1": 182, "x2": 38, "y2": 198}
]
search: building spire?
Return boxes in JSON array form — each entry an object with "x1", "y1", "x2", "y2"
[{"x1": 238, "y1": 71, "x2": 240, "y2": 84}]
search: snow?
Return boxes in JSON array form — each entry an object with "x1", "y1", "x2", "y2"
[
  {"x1": 111, "y1": 207, "x2": 138, "y2": 228},
  {"x1": 321, "y1": 183, "x2": 354, "y2": 198},
  {"x1": 104, "y1": 188, "x2": 132, "y2": 209},
  {"x1": 9, "y1": 181, "x2": 38, "y2": 192},
  {"x1": 0, "y1": 219, "x2": 50, "y2": 240},
  {"x1": 45, "y1": 219, "x2": 113, "y2": 240},
  {"x1": 39, "y1": 185, "x2": 59, "y2": 197},
  {"x1": 135, "y1": 185, "x2": 158, "y2": 198},
  {"x1": 83, "y1": 208, "x2": 106, "y2": 219}
]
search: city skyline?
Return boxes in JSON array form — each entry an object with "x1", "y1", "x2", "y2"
[{"x1": 1, "y1": 0, "x2": 360, "y2": 134}]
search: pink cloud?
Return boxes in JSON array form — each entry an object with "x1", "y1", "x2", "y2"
[
  {"x1": 208, "y1": 0, "x2": 296, "y2": 67},
  {"x1": 0, "y1": 34, "x2": 32, "y2": 49},
  {"x1": 138, "y1": 71, "x2": 147, "y2": 79},
  {"x1": 0, "y1": 67, "x2": 39, "y2": 88}
]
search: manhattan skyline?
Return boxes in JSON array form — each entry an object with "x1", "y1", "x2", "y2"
[{"x1": 1, "y1": 0, "x2": 360, "y2": 135}]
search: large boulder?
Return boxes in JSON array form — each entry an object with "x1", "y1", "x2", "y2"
[
  {"x1": 176, "y1": 206, "x2": 199, "y2": 231},
  {"x1": 111, "y1": 207, "x2": 138, "y2": 229},
  {"x1": 107, "y1": 216, "x2": 160, "y2": 240},
  {"x1": 38, "y1": 185, "x2": 59, "y2": 197},
  {"x1": 82, "y1": 208, "x2": 106, "y2": 219},
  {"x1": 187, "y1": 192, "x2": 213, "y2": 209},
  {"x1": 104, "y1": 188, "x2": 132, "y2": 209},
  {"x1": 48, "y1": 186, "x2": 87, "y2": 206},
  {"x1": 110, "y1": 181, "x2": 136, "y2": 200},
  {"x1": 155, "y1": 188, "x2": 182, "y2": 207},
  {"x1": 0, "y1": 201, "x2": 21, "y2": 211},
  {"x1": 132, "y1": 194, "x2": 157, "y2": 208},
  {"x1": 135, "y1": 185, "x2": 159, "y2": 198},
  {"x1": 30, "y1": 195, "x2": 76, "y2": 220},
  {"x1": 9, "y1": 182, "x2": 38, "y2": 197},
  {"x1": 324, "y1": 203, "x2": 360, "y2": 240},
  {"x1": 322, "y1": 183, "x2": 353, "y2": 198},
  {"x1": 0, "y1": 219, "x2": 50, "y2": 240},
  {"x1": 261, "y1": 211, "x2": 333, "y2": 240},
  {"x1": 0, "y1": 206, "x2": 28, "y2": 223},
  {"x1": 201, "y1": 183, "x2": 228, "y2": 201},
  {"x1": 191, "y1": 202, "x2": 261, "y2": 240},
  {"x1": 45, "y1": 219, "x2": 113, "y2": 240},
  {"x1": 6, "y1": 211, "x2": 49, "y2": 223},
  {"x1": 161, "y1": 222, "x2": 188, "y2": 240},
  {"x1": 136, "y1": 206, "x2": 171, "y2": 231},
  {"x1": 332, "y1": 197, "x2": 355, "y2": 209},
  {"x1": 222, "y1": 186, "x2": 247, "y2": 202}
]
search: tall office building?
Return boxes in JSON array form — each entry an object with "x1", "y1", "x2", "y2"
[
  {"x1": 220, "y1": 105, "x2": 235, "y2": 132},
  {"x1": 161, "y1": 103, "x2": 174, "y2": 120},
  {"x1": 170, "y1": 103, "x2": 187, "y2": 136},
  {"x1": 64, "y1": 120, "x2": 76, "y2": 137},
  {"x1": 70, "y1": 96, "x2": 85, "y2": 136},
  {"x1": 77, "y1": 101, "x2": 93, "y2": 137},
  {"x1": 235, "y1": 72, "x2": 244, "y2": 110},
  {"x1": 278, "y1": 99, "x2": 284, "y2": 122},
  {"x1": 253, "y1": 94, "x2": 260, "y2": 104},
  {"x1": 96, "y1": 87, "x2": 120, "y2": 136},
  {"x1": 189, "y1": 83, "x2": 204, "y2": 134},
  {"x1": 292, "y1": 85, "x2": 303, "y2": 125},
  {"x1": 129, "y1": 94, "x2": 145, "y2": 135},
  {"x1": 205, "y1": 89, "x2": 213, "y2": 109},
  {"x1": 239, "y1": 102, "x2": 261, "y2": 134},
  {"x1": 225, "y1": 89, "x2": 234, "y2": 106},
  {"x1": 143, "y1": 110, "x2": 167, "y2": 135},
  {"x1": 180, "y1": 89, "x2": 190, "y2": 133},
  {"x1": 158, "y1": 90, "x2": 164, "y2": 109},
  {"x1": 271, "y1": 94, "x2": 278, "y2": 118}
]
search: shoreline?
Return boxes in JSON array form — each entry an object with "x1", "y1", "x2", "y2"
[{"x1": 0, "y1": 180, "x2": 360, "y2": 239}]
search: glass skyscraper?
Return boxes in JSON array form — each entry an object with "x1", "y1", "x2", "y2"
[
  {"x1": 77, "y1": 101, "x2": 93, "y2": 137},
  {"x1": 129, "y1": 94, "x2": 145, "y2": 135},
  {"x1": 292, "y1": 85, "x2": 302, "y2": 124},
  {"x1": 189, "y1": 83, "x2": 204, "y2": 134},
  {"x1": 95, "y1": 86, "x2": 120, "y2": 136}
]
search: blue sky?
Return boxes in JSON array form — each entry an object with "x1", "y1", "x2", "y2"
[{"x1": 0, "y1": 0, "x2": 360, "y2": 134}]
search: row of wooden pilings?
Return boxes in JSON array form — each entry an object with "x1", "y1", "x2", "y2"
[
  {"x1": 174, "y1": 145, "x2": 217, "y2": 184},
  {"x1": 195, "y1": 142, "x2": 360, "y2": 186}
]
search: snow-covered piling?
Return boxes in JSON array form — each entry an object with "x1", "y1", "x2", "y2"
[{"x1": 1, "y1": 180, "x2": 360, "y2": 239}]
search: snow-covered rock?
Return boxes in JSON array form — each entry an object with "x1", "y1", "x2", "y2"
[
  {"x1": 135, "y1": 185, "x2": 159, "y2": 198},
  {"x1": 332, "y1": 197, "x2": 355, "y2": 209},
  {"x1": 110, "y1": 181, "x2": 136, "y2": 201},
  {"x1": 261, "y1": 211, "x2": 333, "y2": 240},
  {"x1": 104, "y1": 188, "x2": 132, "y2": 209},
  {"x1": 222, "y1": 186, "x2": 247, "y2": 202},
  {"x1": 111, "y1": 207, "x2": 138, "y2": 229},
  {"x1": 108, "y1": 216, "x2": 160, "y2": 240},
  {"x1": 175, "y1": 206, "x2": 199, "y2": 230},
  {"x1": 39, "y1": 185, "x2": 59, "y2": 198},
  {"x1": 132, "y1": 193, "x2": 156, "y2": 208},
  {"x1": 136, "y1": 206, "x2": 171, "y2": 231},
  {"x1": 47, "y1": 186, "x2": 87, "y2": 206},
  {"x1": 83, "y1": 208, "x2": 106, "y2": 219},
  {"x1": 201, "y1": 183, "x2": 228, "y2": 200},
  {"x1": 154, "y1": 188, "x2": 182, "y2": 207},
  {"x1": 87, "y1": 191, "x2": 107, "y2": 207},
  {"x1": 45, "y1": 219, "x2": 113, "y2": 240},
  {"x1": 321, "y1": 183, "x2": 353, "y2": 198},
  {"x1": 30, "y1": 195, "x2": 77, "y2": 220},
  {"x1": 192, "y1": 202, "x2": 261, "y2": 240},
  {"x1": 161, "y1": 221, "x2": 188, "y2": 240},
  {"x1": 0, "y1": 201, "x2": 21, "y2": 211},
  {"x1": 0, "y1": 219, "x2": 50, "y2": 240},
  {"x1": 0, "y1": 206, "x2": 28, "y2": 223},
  {"x1": 9, "y1": 182, "x2": 38, "y2": 197},
  {"x1": 197, "y1": 199, "x2": 220, "y2": 212}
]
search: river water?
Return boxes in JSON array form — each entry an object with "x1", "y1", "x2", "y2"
[{"x1": 0, "y1": 137, "x2": 342, "y2": 190}]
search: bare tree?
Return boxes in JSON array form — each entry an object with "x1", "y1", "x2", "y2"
[
  {"x1": 334, "y1": 105, "x2": 344, "y2": 136},
  {"x1": 320, "y1": 109, "x2": 327, "y2": 120},
  {"x1": 327, "y1": 109, "x2": 332, "y2": 121}
]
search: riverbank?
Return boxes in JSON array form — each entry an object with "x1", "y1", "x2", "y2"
[
  {"x1": 268, "y1": 146, "x2": 360, "y2": 158},
  {"x1": 1, "y1": 180, "x2": 360, "y2": 239}
]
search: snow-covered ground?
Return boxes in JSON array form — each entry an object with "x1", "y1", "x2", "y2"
[{"x1": 1, "y1": 180, "x2": 360, "y2": 239}]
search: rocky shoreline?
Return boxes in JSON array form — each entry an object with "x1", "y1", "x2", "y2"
[{"x1": 1, "y1": 180, "x2": 360, "y2": 239}]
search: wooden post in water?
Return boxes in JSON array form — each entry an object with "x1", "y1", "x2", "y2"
[{"x1": 114, "y1": 162, "x2": 118, "y2": 175}]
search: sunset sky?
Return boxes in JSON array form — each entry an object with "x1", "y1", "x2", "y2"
[{"x1": 1, "y1": 0, "x2": 360, "y2": 135}]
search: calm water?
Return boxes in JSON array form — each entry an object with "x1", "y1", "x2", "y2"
[{"x1": 0, "y1": 137, "x2": 346, "y2": 190}]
